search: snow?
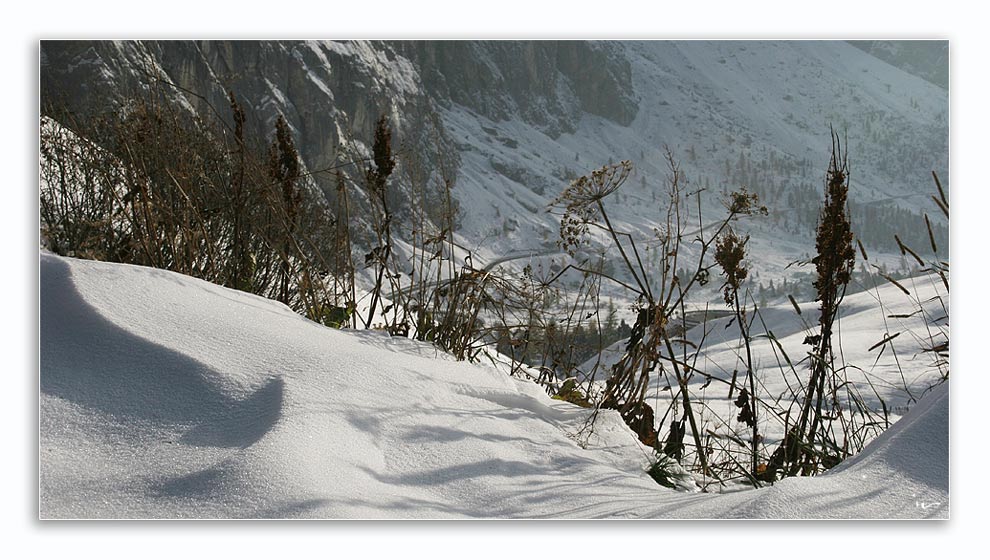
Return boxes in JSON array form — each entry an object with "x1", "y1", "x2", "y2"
[
  {"x1": 671, "y1": 382, "x2": 948, "y2": 518},
  {"x1": 40, "y1": 251, "x2": 948, "y2": 518},
  {"x1": 577, "y1": 272, "x2": 948, "y2": 489},
  {"x1": 437, "y1": 41, "x2": 948, "y2": 303}
]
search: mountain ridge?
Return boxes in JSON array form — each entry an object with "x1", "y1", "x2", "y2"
[{"x1": 40, "y1": 40, "x2": 949, "y2": 289}]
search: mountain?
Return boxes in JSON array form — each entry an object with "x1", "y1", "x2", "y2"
[
  {"x1": 847, "y1": 40, "x2": 949, "y2": 90},
  {"x1": 37, "y1": 42, "x2": 951, "y2": 518},
  {"x1": 40, "y1": 40, "x2": 949, "y2": 295}
]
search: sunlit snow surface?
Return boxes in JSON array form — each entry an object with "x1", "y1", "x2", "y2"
[{"x1": 39, "y1": 252, "x2": 947, "y2": 518}]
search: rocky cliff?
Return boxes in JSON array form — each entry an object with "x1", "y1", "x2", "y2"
[{"x1": 40, "y1": 40, "x2": 949, "y2": 285}]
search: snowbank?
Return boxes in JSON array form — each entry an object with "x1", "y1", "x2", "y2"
[
  {"x1": 672, "y1": 382, "x2": 948, "y2": 518},
  {"x1": 39, "y1": 253, "x2": 947, "y2": 518}
]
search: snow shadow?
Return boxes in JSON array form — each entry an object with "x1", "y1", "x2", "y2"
[
  {"x1": 149, "y1": 466, "x2": 230, "y2": 500},
  {"x1": 179, "y1": 377, "x2": 284, "y2": 448},
  {"x1": 257, "y1": 499, "x2": 334, "y2": 518},
  {"x1": 455, "y1": 387, "x2": 572, "y2": 422},
  {"x1": 40, "y1": 255, "x2": 284, "y2": 448}
]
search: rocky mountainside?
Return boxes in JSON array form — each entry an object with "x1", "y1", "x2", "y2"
[
  {"x1": 40, "y1": 40, "x2": 949, "y2": 292},
  {"x1": 392, "y1": 41, "x2": 638, "y2": 135},
  {"x1": 847, "y1": 40, "x2": 949, "y2": 90}
]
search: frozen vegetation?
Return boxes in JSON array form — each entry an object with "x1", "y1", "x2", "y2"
[
  {"x1": 38, "y1": 40, "x2": 950, "y2": 520},
  {"x1": 40, "y1": 252, "x2": 946, "y2": 518}
]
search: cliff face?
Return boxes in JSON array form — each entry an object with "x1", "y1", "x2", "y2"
[
  {"x1": 393, "y1": 41, "x2": 637, "y2": 136},
  {"x1": 42, "y1": 41, "x2": 433, "y2": 178},
  {"x1": 41, "y1": 40, "x2": 637, "y2": 174},
  {"x1": 40, "y1": 40, "x2": 949, "y2": 280},
  {"x1": 40, "y1": 40, "x2": 639, "y2": 230}
]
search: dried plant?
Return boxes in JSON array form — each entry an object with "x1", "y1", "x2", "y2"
[{"x1": 768, "y1": 131, "x2": 856, "y2": 479}]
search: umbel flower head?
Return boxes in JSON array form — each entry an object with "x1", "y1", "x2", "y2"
[
  {"x1": 723, "y1": 186, "x2": 768, "y2": 217},
  {"x1": 553, "y1": 160, "x2": 633, "y2": 208},
  {"x1": 549, "y1": 160, "x2": 633, "y2": 255}
]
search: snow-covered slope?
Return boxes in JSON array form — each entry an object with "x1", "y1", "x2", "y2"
[
  {"x1": 584, "y1": 273, "x2": 948, "y2": 403},
  {"x1": 39, "y1": 252, "x2": 948, "y2": 518},
  {"x1": 448, "y1": 40, "x2": 948, "y2": 247},
  {"x1": 40, "y1": 41, "x2": 949, "y2": 286},
  {"x1": 40, "y1": 251, "x2": 661, "y2": 518},
  {"x1": 673, "y1": 381, "x2": 948, "y2": 519}
]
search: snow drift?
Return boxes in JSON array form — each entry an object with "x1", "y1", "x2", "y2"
[{"x1": 39, "y1": 252, "x2": 948, "y2": 518}]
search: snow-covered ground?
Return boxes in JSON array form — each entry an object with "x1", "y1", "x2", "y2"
[
  {"x1": 40, "y1": 251, "x2": 947, "y2": 518},
  {"x1": 580, "y1": 273, "x2": 948, "y2": 476}
]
